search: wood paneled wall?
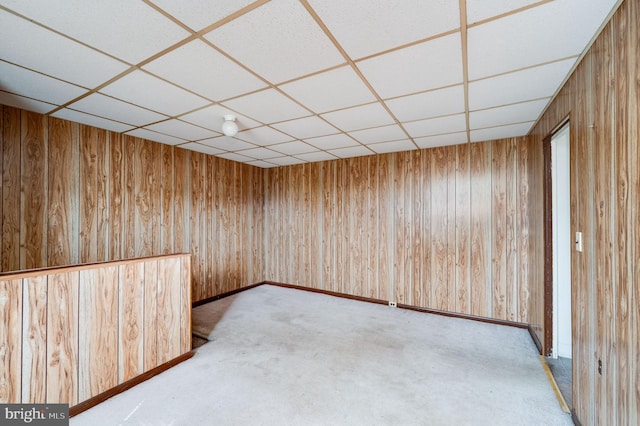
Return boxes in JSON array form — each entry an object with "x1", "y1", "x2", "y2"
[
  {"x1": 529, "y1": 0, "x2": 638, "y2": 423},
  {"x1": 0, "y1": 254, "x2": 191, "y2": 406},
  {"x1": 0, "y1": 106, "x2": 264, "y2": 302},
  {"x1": 263, "y1": 140, "x2": 535, "y2": 323}
]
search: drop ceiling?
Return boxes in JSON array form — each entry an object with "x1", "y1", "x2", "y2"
[{"x1": 0, "y1": 0, "x2": 620, "y2": 168}]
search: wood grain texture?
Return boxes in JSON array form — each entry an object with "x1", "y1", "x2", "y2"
[
  {"x1": 0, "y1": 278, "x2": 22, "y2": 403},
  {"x1": 528, "y1": 1, "x2": 639, "y2": 423},
  {"x1": 118, "y1": 262, "x2": 144, "y2": 382},
  {"x1": 22, "y1": 275, "x2": 47, "y2": 403},
  {"x1": 47, "y1": 118, "x2": 78, "y2": 267},
  {"x1": 21, "y1": 110, "x2": 47, "y2": 269},
  {"x1": 263, "y1": 138, "x2": 530, "y2": 322},
  {"x1": 157, "y1": 257, "x2": 180, "y2": 363},
  {"x1": 2, "y1": 106, "x2": 21, "y2": 271},
  {"x1": 47, "y1": 271, "x2": 79, "y2": 404},
  {"x1": 143, "y1": 260, "x2": 158, "y2": 371},
  {"x1": 78, "y1": 267, "x2": 118, "y2": 401},
  {"x1": 0, "y1": 108, "x2": 262, "y2": 302}
]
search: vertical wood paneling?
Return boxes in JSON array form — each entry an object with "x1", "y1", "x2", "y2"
[
  {"x1": 123, "y1": 136, "x2": 136, "y2": 259},
  {"x1": 2, "y1": 107, "x2": 21, "y2": 271},
  {"x1": 430, "y1": 147, "x2": 448, "y2": 310},
  {"x1": 21, "y1": 276, "x2": 47, "y2": 403},
  {"x1": 446, "y1": 146, "x2": 457, "y2": 312},
  {"x1": 143, "y1": 260, "x2": 158, "y2": 371},
  {"x1": 189, "y1": 152, "x2": 202, "y2": 300},
  {"x1": 78, "y1": 267, "x2": 118, "y2": 401},
  {"x1": 180, "y1": 255, "x2": 192, "y2": 353},
  {"x1": 157, "y1": 257, "x2": 180, "y2": 363},
  {"x1": 321, "y1": 161, "x2": 335, "y2": 290},
  {"x1": 205, "y1": 155, "x2": 214, "y2": 297},
  {"x1": 455, "y1": 144, "x2": 470, "y2": 314},
  {"x1": 411, "y1": 151, "x2": 423, "y2": 305},
  {"x1": 79, "y1": 125, "x2": 98, "y2": 263},
  {"x1": 135, "y1": 139, "x2": 155, "y2": 258},
  {"x1": 46, "y1": 271, "x2": 78, "y2": 404},
  {"x1": 0, "y1": 278, "x2": 22, "y2": 403},
  {"x1": 492, "y1": 139, "x2": 507, "y2": 320},
  {"x1": 505, "y1": 139, "x2": 518, "y2": 321},
  {"x1": 470, "y1": 142, "x2": 492, "y2": 317},
  {"x1": 96, "y1": 130, "x2": 109, "y2": 262},
  {"x1": 173, "y1": 148, "x2": 189, "y2": 254},
  {"x1": 118, "y1": 262, "x2": 144, "y2": 382},
  {"x1": 109, "y1": 134, "x2": 124, "y2": 260},
  {"x1": 21, "y1": 110, "x2": 47, "y2": 269}
]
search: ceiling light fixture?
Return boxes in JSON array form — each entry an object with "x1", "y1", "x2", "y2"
[{"x1": 221, "y1": 114, "x2": 238, "y2": 137}]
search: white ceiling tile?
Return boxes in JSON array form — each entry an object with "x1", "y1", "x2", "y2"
[
  {"x1": 321, "y1": 103, "x2": 394, "y2": 132},
  {"x1": 235, "y1": 126, "x2": 294, "y2": 146},
  {"x1": 221, "y1": 89, "x2": 310, "y2": 124},
  {"x1": 0, "y1": 10, "x2": 128, "y2": 88},
  {"x1": 68, "y1": 93, "x2": 167, "y2": 126},
  {"x1": 267, "y1": 156, "x2": 306, "y2": 166},
  {"x1": 304, "y1": 134, "x2": 359, "y2": 150},
  {"x1": 216, "y1": 152, "x2": 253, "y2": 163},
  {"x1": 205, "y1": 0, "x2": 345, "y2": 83},
  {"x1": 295, "y1": 151, "x2": 338, "y2": 163},
  {"x1": 328, "y1": 145, "x2": 374, "y2": 158},
  {"x1": 1, "y1": 0, "x2": 189, "y2": 64},
  {"x1": 468, "y1": 0, "x2": 618, "y2": 79},
  {"x1": 180, "y1": 105, "x2": 260, "y2": 132},
  {"x1": 143, "y1": 40, "x2": 266, "y2": 102},
  {"x1": 100, "y1": 70, "x2": 209, "y2": 117},
  {"x1": 52, "y1": 109, "x2": 133, "y2": 133},
  {"x1": 308, "y1": 0, "x2": 460, "y2": 59},
  {"x1": 468, "y1": 59, "x2": 574, "y2": 110},
  {"x1": 466, "y1": 0, "x2": 540, "y2": 25},
  {"x1": 145, "y1": 119, "x2": 219, "y2": 141},
  {"x1": 150, "y1": 0, "x2": 254, "y2": 32},
  {"x1": 236, "y1": 147, "x2": 280, "y2": 160},
  {"x1": 279, "y1": 66, "x2": 376, "y2": 113},
  {"x1": 415, "y1": 132, "x2": 468, "y2": 149},
  {"x1": 368, "y1": 139, "x2": 416, "y2": 154},
  {"x1": 469, "y1": 98, "x2": 549, "y2": 129},
  {"x1": 386, "y1": 85, "x2": 465, "y2": 122},
  {"x1": 0, "y1": 61, "x2": 87, "y2": 105},
  {"x1": 403, "y1": 114, "x2": 467, "y2": 138},
  {"x1": 178, "y1": 142, "x2": 225, "y2": 156},
  {"x1": 247, "y1": 160, "x2": 277, "y2": 168},
  {"x1": 270, "y1": 141, "x2": 317, "y2": 156},
  {"x1": 470, "y1": 122, "x2": 534, "y2": 143},
  {"x1": 0, "y1": 91, "x2": 56, "y2": 114},
  {"x1": 272, "y1": 116, "x2": 339, "y2": 139},
  {"x1": 126, "y1": 128, "x2": 186, "y2": 145},
  {"x1": 349, "y1": 124, "x2": 407, "y2": 144},
  {"x1": 199, "y1": 136, "x2": 256, "y2": 151},
  {"x1": 358, "y1": 33, "x2": 463, "y2": 98}
]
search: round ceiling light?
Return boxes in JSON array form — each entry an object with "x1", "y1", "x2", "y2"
[{"x1": 221, "y1": 114, "x2": 238, "y2": 137}]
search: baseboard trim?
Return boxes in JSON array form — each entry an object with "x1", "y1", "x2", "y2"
[
  {"x1": 70, "y1": 350, "x2": 195, "y2": 417},
  {"x1": 263, "y1": 281, "x2": 388, "y2": 306},
  {"x1": 528, "y1": 325, "x2": 543, "y2": 355},
  {"x1": 398, "y1": 303, "x2": 529, "y2": 329},
  {"x1": 192, "y1": 282, "x2": 263, "y2": 307},
  {"x1": 264, "y1": 281, "x2": 528, "y2": 330}
]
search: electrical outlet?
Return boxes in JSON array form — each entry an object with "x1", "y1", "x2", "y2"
[
  {"x1": 388, "y1": 301, "x2": 397, "y2": 308},
  {"x1": 576, "y1": 231, "x2": 583, "y2": 252}
]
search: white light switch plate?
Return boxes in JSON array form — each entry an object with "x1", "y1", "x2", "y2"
[{"x1": 575, "y1": 231, "x2": 583, "y2": 252}]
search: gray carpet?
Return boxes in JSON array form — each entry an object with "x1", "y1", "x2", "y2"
[{"x1": 72, "y1": 285, "x2": 573, "y2": 425}]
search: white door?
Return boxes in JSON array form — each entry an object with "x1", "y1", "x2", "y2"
[{"x1": 551, "y1": 124, "x2": 572, "y2": 358}]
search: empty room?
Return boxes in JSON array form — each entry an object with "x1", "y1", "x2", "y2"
[{"x1": 0, "y1": 0, "x2": 637, "y2": 425}]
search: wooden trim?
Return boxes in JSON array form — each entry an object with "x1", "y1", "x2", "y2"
[
  {"x1": 571, "y1": 409, "x2": 583, "y2": 426},
  {"x1": 529, "y1": 325, "x2": 543, "y2": 354},
  {"x1": 398, "y1": 304, "x2": 529, "y2": 329},
  {"x1": 69, "y1": 350, "x2": 195, "y2": 417},
  {"x1": 192, "y1": 282, "x2": 263, "y2": 307},
  {"x1": 543, "y1": 134, "x2": 553, "y2": 356},
  {"x1": 263, "y1": 281, "x2": 388, "y2": 306},
  {"x1": 0, "y1": 253, "x2": 191, "y2": 280},
  {"x1": 265, "y1": 281, "x2": 528, "y2": 329}
]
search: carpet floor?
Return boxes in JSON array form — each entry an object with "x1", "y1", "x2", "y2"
[{"x1": 71, "y1": 285, "x2": 573, "y2": 426}]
